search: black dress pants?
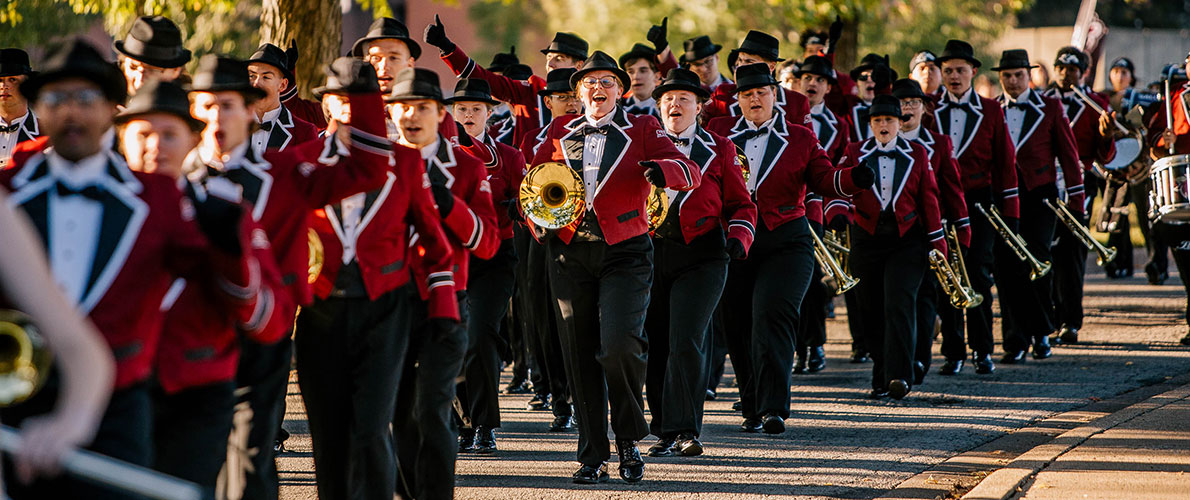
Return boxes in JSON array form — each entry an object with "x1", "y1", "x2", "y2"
[
  {"x1": 851, "y1": 223, "x2": 927, "y2": 390},
  {"x1": 645, "y1": 230, "x2": 728, "y2": 438},
  {"x1": 153, "y1": 381, "x2": 236, "y2": 500},
  {"x1": 547, "y1": 233, "x2": 652, "y2": 467},
  {"x1": 233, "y1": 333, "x2": 293, "y2": 500},
  {"x1": 939, "y1": 189, "x2": 998, "y2": 360},
  {"x1": 296, "y1": 286, "x2": 411, "y2": 500},
  {"x1": 459, "y1": 240, "x2": 517, "y2": 429},
  {"x1": 521, "y1": 230, "x2": 572, "y2": 418},
  {"x1": 721, "y1": 218, "x2": 814, "y2": 420},
  {"x1": 797, "y1": 221, "x2": 829, "y2": 350},
  {"x1": 1152, "y1": 221, "x2": 1190, "y2": 326},
  {"x1": 996, "y1": 183, "x2": 1058, "y2": 352},
  {"x1": 914, "y1": 275, "x2": 942, "y2": 374}
]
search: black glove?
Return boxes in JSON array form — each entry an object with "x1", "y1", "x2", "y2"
[
  {"x1": 641, "y1": 161, "x2": 667, "y2": 187},
  {"x1": 430, "y1": 318, "x2": 460, "y2": 338},
  {"x1": 423, "y1": 15, "x2": 455, "y2": 54},
  {"x1": 826, "y1": 15, "x2": 843, "y2": 54},
  {"x1": 193, "y1": 194, "x2": 245, "y2": 256},
  {"x1": 285, "y1": 40, "x2": 300, "y2": 69},
  {"x1": 1004, "y1": 216, "x2": 1020, "y2": 234},
  {"x1": 871, "y1": 64, "x2": 894, "y2": 89},
  {"x1": 501, "y1": 198, "x2": 522, "y2": 223},
  {"x1": 725, "y1": 237, "x2": 746, "y2": 260},
  {"x1": 432, "y1": 183, "x2": 455, "y2": 218},
  {"x1": 850, "y1": 164, "x2": 875, "y2": 189},
  {"x1": 647, "y1": 17, "x2": 669, "y2": 53},
  {"x1": 827, "y1": 214, "x2": 849, "y2": 232}
]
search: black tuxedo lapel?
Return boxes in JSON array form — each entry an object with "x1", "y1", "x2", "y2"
[
  {"x1": 16, "y1": 113, "x2": 39, "y2": 143},
  {"x1": 428, "y1": 138, "x2": 457, "y2": 189},
  {"x1": 266, "y1": 107, "x2": 295, "y2": 150},
  {"x1": 675, "y1": 130, "x2": 717, "y2": 209},
  {"x1": 755, "y1": 123, "x2": 789, "y2": 190},
  {"x1": 559, "y1": 117, "x2": 585, "y2": 175},
  {"x1": 80, "y1": 159, "x2": 149, "y2": 313},
  {"x1": 19, "y1": 189, "x2": 50, "y2": 249},
  {"x1": 889, "y1": 143, "x2": 913, "y2": 206},
  {"x1": 851, "y1": 104, "x2": 871, "y2": 141},
  {"x1": 813, "y1": 110, "x2": 838, "y2": 150}
]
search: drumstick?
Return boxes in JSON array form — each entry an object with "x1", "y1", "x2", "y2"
[
  {"x1": 0, "y1": 426, "x2": 201, "y2": 500},
  {"x1": 1070, "y1": 86, "x2": 1130, "y2": 135},
  {"x1": 1165, "y1": 79, "x2": 1176, "y2": 154}
]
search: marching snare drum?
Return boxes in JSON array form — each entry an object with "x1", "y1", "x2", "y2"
[
  {"x1": 1099, "y1": 134, "x2": 1144, "y2": 172},
  {"x1": 1149, "y1": 154, "x2": 1190, "y2": 223}
]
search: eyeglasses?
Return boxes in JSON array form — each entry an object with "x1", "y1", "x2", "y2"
[
  {"x1": 550, "y1": 94, "x2": 577, "y2": 103},
  {"x1": 36, "y1": 88, "x2": 105, "y2": 109},
  {"x1": 901, "y1": 99, "x2": 923, "y2": 108},
  {"x1": 856, "y1": 73, "x2": 872, "y2": 82},
  {"x1": 580, "y1": 77, "x2": 619, "y2": 89}
]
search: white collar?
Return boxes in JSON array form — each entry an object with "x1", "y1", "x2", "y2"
[
  {"x1": 946, "y1": 86, "x2": 976, "y2": 104},
  {"x1": 747, "y1": 114, "x2": 778, "y2": 131},
  {"x1": 1005, "y1": 88, "x2": 1032, "y2": 105},
  {"x1": 475, "y1": 130, "x2": 489, "y2": 144},
  {"x1": 258, "y1": 105, "x2": 283, "y2": 124},
  {"x1": 874, "y1": 137, "x2": 898, "y2": 152},
  {"x1": 810, "y1": 102, "x2": 826, "y2": 115},
  {"x1": 201, "y1": 141, "x2": 250, "y2": 171},
  {"x1": 46, "y1": 149, "x2": 109, "y2": 188},
  {"x1": 676, "y1": 122, "x2": 697, "y2": 140},
  {"x1": 0, "y1": 111, "x2": 29, "y2": 128},
  {"x1": 901, "y1": 125, "x2": 922, "y2": 141},
  {"x1": 419, "y1": 138, "x2": 441, "y2": 160},
  {"x1": 585, "y1": 110, "x2": 616, "y2": 128}
]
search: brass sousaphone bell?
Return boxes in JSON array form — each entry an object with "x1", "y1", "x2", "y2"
[{"x1": 520, "y1": 162, "x2": 586, "y2": 229}]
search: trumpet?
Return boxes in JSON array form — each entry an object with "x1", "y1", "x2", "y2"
[
  {"x1": 975, "y1": 203, "x2": 1051, "y2": 281},
  {"x1": 1045, "y1": 198, "x2": 1118, "y2": 266},
  {"x1": 945, "y1": 224, "x2": 983, "y2": 308},
  {"x1": 929, "y1": 249, "x2": 980, "y2": 310},
  {"x1": 811, "y1": 229, "x2": 858, "y2": 296},
  {"x1": 307, "y1": 227, "x2": 324, "y2": 285},
  {"x1": 822, "y1": 230, "x2": 850, "y2": 256},
  {"x1": 647, "y1": 187, "x2": 670, "y2": 232},
  {"x1": 519, "y1": 162, "x2": 586, "y2": 230}
]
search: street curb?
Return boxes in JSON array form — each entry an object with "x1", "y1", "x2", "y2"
[{"x1": 959, "y1": 380, "x2": 1190, "y2": 500}]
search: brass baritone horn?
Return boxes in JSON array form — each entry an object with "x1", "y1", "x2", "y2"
[
  {"x1": 647, "y1": 187, "x2": 670, "y2": 232},
  {"x1": 307, "y1": 227, "x2": 324, "y2": 285},
  {"x1": 0, "y1": 310, "x2": 51, "y2": 406},
  {"x1": 810, "y1": 229, "x2": 858, "y2": 296},
  {"x1": 1044, "y1": 198, "x2": 1118, "y2": 266},
  {"x1": 519, "y1": 162, "x2": 586, "y2": 230},
  {"x1": 929, "y1": 249, "x2": 979, "y2": 310},
  {"x1": 974, "y1": 203, "x2": 1051, "y2": 281}
]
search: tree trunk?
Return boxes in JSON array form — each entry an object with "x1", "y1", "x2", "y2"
[
  {"x1": 261, "y1": 0, "x2": 341, "y2": 99},
  {"x1": 834, "y1": 17, "x2": 859, "y2": 74}
]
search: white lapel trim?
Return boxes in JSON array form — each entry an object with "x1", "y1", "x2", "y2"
[{"x1": 592, "y1": 109, "x2": 634, "y2": 201}]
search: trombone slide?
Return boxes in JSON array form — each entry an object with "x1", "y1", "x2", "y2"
[
  {"x1": 974, "y1": 203, "x2": 1052, "y2": 281},
  {"x1": 1044, "y1": 198, "x2": 1118, "y2": 266}
]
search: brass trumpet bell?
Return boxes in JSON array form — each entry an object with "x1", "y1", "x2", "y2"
[
  {"x1": 520, "y1": 162, "x2": 586, "y2": 230},
  {"x1": 647, "y1": 187, "x2": 670, "y2": 232},
  {"x1": 0, "y1": 310, "x2": 51, "y2": 406}
]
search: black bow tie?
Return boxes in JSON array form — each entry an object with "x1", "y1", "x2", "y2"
[
  {"x1": 668, "y1": 135, "x2": 691, "y2": 147},
  {"x1": 0, "y1": 122, "x2": 19, "y2": 134},
  {"x1": 55, "y1": 182, "x2": 104, "y2": 200},
  {"x1": 259, "y1": 120, "x2": 275, "y2": 133},
  {"x1": 869, "y1": 150, "x2": 897, "y2": 161},
  {"x1": 1005, "y1": 100, "x2": 1029, "y2": 110},
  {"x1": 946, "y1": 100, "x2": 977, "y2": 114},
  {"x1": 578, "y1": 124, "x2": 611, "y2": 137},
  {"x1": 734, "y1": 127, "x2": 771, "y2": 142}
]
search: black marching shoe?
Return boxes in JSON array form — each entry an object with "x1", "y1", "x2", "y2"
[
  {"x1": 740, "y1": 416, "x2": 763, "y2": 433},
  {"x1": 527, "y1": 393, "x2": 551, "y2": 411},
  {"x1": 762, "y1": 413, "x2": 785, "y2": 434},
  {"x1": 1057, "y1": 327, "x2": 1079, "y2": 345},
  {"x1": 616, "y1": 439, "x2": 645, "y2": 483},
  {"x1": 869, "y1": 387, "x2": 889, "y2": 399},
  {"x1": 503, "y1": 378, "x2": 531, "y2": 394},
  {"x1": 939, "y1": 358, "x2": 964, "y2": 375},
  {"x1": 1145, "y1": 262, "x2": 1168, "y2": 285},
  {"x1": 731, "y1": 400, "x2": 743, "y2": 411},
  {"x1": 274, "y1": 428, "x2": 290, "y2": 453},
  {"x1": 1032, "y1": 336, "x2": 1053, "y2": 360},
  {"x1": 458, "y1": 428, "x2": 476, "y2": 453},
  {"x1": 647, "y1": 436, "x2": 677, "y2": 457},
  {"x1": 1182, "y1": 329, "x2": 1190, "y2": 346},
  {"x1": 850, "y1": 349, "x2": 871, "y2": 363},
  {"x1": 473, "y1": 427, "x2": 497, "y2": 454},
  {"x1": 1000, "y1": 349, "x2": 1027, "y2": 364},
  {"x1": 807, "y1": 346, "x2": 826, "y2": 372},
  {"x1": 705, "y1": 389, "x2": 717, "y2": 401},
  {"x1": 973, "y1": 352, "x2": 995, "y2": 374},
  {"x1": 550, "y1": 415, "x2": 576, "y2": 432},
  {"x1": 674, "y1": 432, "x2": 703, "y2": 456},
  {"x1": 572, "y1": 462, "x2": 610, "y2": 484},
  {"x1": 913, "y1": 361, "x2": 927, "y2": 386},
  {"x1": 888, "y1": 379, "x2": 910, "y2": 400},
  {"x1": 793, "y1": 352, "x2": 808, "y2": 374}
]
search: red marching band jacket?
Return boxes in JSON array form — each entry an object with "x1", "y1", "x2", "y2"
[
  {"x1": 441, "y1": 46, "x2": 552, "y2": 148},
  {"x1": 1046, "y1": 86, "x2": 1117, "y2": 174},
  {"x1": 703, "y1": 84, "x2": 812, "y2": 130},
  {"x1": 461, "y1": 134, "x2": 527, "y2": 241},
  {"x1": 530, "y1": 108, "x2": 701, "y2": 245},
  {"x1": 706, "y1": 115, "x2": 866, "y2": 231},
  {"x1": 932, "y1": 88, "x2": 1021, "y2": 219},
  {"x1": 997, "y1": 89, "x2": 1085, "y2": 214},
  {"x1": 838, "y1": 137, "x2": 947, "y2": 255},
  {"x1": 310, "y1": 140, "x2": 459, "y2": 320},
  {"x1": 1, "y1": 150, "x2": 258, "y2": 390},
  {"x1": 908, "y1": 128, "x2": 972, "y2": 247},
  {"x1": 408, "y1": 135, "x2": 499, "y2": 299},
  {"x1": 668, "y1": 127, "x2": 757, "y2": 252},
  {"x1": 808, "y1": 103, "x2": 852, "y2": 228}
]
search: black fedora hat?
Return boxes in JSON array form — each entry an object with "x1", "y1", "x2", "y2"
[
  {"x1": 733, "y1": 62, "x2": 779, "y2": 94},
  {"x1": 351, "y1": 18, "x2": 422, "y2": 60},
  {"x1": 489, "y1": 46, "x2": 519, "y2": 74},
  {"x1": 909, "y1": 50, "x2": 937, "y2": 72},
  {"x1": 800, "y1": 30, "x2": 828, "y2": 49},
  {"x1": 21, "y1": 38, "x2": 126, "y2": 104},
  {"x1": 850, "y1": 53, "x2": 897, "y2": 80},
  {"x1": 618, "y1": 43, "x2": 656, "y2": 69},
  {"x1": 795, "y1": 55, "x2": 836, "y2": 83},
  {"x1": 935, "y1": 39, "x2": 981, "y2": 68},
  {"x1": 116, "y1": 79, "x2": 204, "y2": 132},
  {"x1": 652, "y1": 68, "x2": 710, "y2": 100},
  {"x1": 736, "y1": 30, "x2": 784, "y2": 62},
  {"x1": 312, "y1": 57, "x2": 379, "y2": 99},
  {"x1": 991, "y1": 49, "x2": 1038, "y2": 72},
  {"x1": 248, "y1": 43, "x2": 294, "y2": 83},
  {"x1": 0, "y1": 48, "x2": 34, "y2": 78},
  {"x1": 891, "y1": 78, "x2": 927, "y2": 100},
  {"x1": 113, "y1": 16, "x2": 191, "y2": 69},
  {"x1": 444, "y1": 78, "x2": 499, "y2": 105},
  {"x1": 681, "y1": 35, "x2": 721, "y2": 64},
  {"x1": 867, "y1": 94, "x2": 906, "y2": 121},
  {"x1": 540, "y1": 32, "x2": 588, "y2": 60},
  {"x1": 384, "y1": 67, "x2": 444, "y2": 103},
  {"x1": 187, "y1": 54, "x2": 267, "y2": 102},
  {"x1": 537, "y1": 68, "x2": 576, "y2": 96},
  {"x1": 1054, "y1": 46, "x2": 1088, "y2": 71},
  {"x1": 568, "y1": 51, "x2": 629, "y2": 90},
  {"x1": 503, "y1": 63, "x2": 532, "y2": 81}
]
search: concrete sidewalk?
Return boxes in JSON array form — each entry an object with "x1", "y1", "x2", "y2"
[{"x1": 961, "y1": 380, "x2": 1190, "y2": 500}]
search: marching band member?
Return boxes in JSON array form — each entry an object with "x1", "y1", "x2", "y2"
[
  {"x1": 1045, "y1": 46, "x2": 1118, "y2": 345},
  {"x1": 681, "y1": 35, "x2": 732, "y2": 93},
  {"x1": 707, "y1": 63, "x2": 871, "y2": 434},
  {"x1": 846, "y1": 53, "x2": 897, "y2": 142},
  {"x1": 0, "y1": 48, "x2": 37, "y2": 169},
  {"x1": 619, "y1": 43, "x2": 663, "y2": 118},
  {"x1": 247, "y1": 43, "x2": 320, "y2": 152},
  {"x1": 838, "y1": 94, "x2": 946, "y2": 400},
  {"x1": 932, "y1": 39, "x2": 1019, "y2": 376},
  {"x1": 992, "y1": 49, "x2": 1083, "y2": 363},
  {"x1": 386, "y1": 67, "x2": 497, "y2": 500},
  {"x1": 0, "y1": 40, "x2": 255, "y2": 500},
  {"x1": 298, "y1": 58, "x2": 457, "y2": 500},
  {"x1": 892, "y1": 78, "x2": 969, "y2": 384},
  {"x1": 910, "y1": 50, "x2": 942, "y2": 98},
  {"x1": 646, "y1": 68, "x2": 756, "y2": 457},
  {"x1": 703, "y1": 31, "x2": 811, "y2": 127},
  {"x1": 186, "y1": 54, "x2": 393, "y2": 500},
  {"x1": 113, "y1": 16, "x2": 190, "y2": 96},
  {"x1": 529, "y1": 51, "x2": 700, "y2": 484},
  {"x1": 1146, "y1": 49, "x2": 1190, "y2": 345},
  {"x1": 278, "y1": 41, "x2": 330, "y2": 130},
  {"x1": 447, "y1": 78, "x2": 526, "y2": 454}
]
